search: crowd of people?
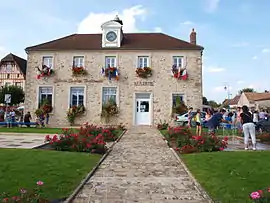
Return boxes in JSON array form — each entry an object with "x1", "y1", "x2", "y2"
[
  {"x1": 0, "y1": 108, "x2": 50, "y2": 128},
  {"x1": 187, "y1": 106, "x2": 269, "y2": 151}
]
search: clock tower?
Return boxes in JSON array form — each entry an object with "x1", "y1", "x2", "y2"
[{"x1": 101, "y1": 15, "x2": 124, "y2": 48}]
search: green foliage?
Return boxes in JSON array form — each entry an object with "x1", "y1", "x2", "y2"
[
  {"x1": 203, "y1": 96, "x2": 209, "y2": 105},
  {"x1": 101, "y1": 98, "x2": 118, "y2": 123},
  {"x1": 172, "y1": 96, "x2": 187, "y2": 115},
  {"x1": 239, "y1": 88, "x2": 256, "y2": 94},
  {"x1": 0, "y1": 85, "x2": 24, "y2": 105}
]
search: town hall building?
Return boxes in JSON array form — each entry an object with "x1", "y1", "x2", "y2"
[{"x1": 24, "y1": 16, "x2": 204, "y2": 127}]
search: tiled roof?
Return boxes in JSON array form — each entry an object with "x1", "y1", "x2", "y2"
[
  {"x1": 0, "y1": 53, "x2": 27, "y2": 76},
  {"x1": 245, "y1": 92, "x2": 270, "y2": 101},
  {"x1": 25, "y1": 33, "x2": 204, "y2": 51}
]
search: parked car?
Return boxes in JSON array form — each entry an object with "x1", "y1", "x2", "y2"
[
  {"x1": 175, "y1": 111, "x2": 207, "y2": 127},
  {"x1": 256, "y1": 118, "x2": 270, "y2": 133}
]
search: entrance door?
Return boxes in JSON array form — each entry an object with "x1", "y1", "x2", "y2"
[{"x1": 135, "y1": 98, "x2": 151, "y2": 125}]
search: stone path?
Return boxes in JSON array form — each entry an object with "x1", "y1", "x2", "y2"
[
  {"x1": 0, "y1": 133, "x2": 46, "y2": 149},
  {"x1": 73, "y1": 127, "x2": 210, "y2": 203}
]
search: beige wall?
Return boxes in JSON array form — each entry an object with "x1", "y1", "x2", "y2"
[
  {"x1": 256, "y1": 100, "x2": 270, "y2": 110},
  {"x1": 24, "y1": 50, "x2": 203, "y2": 127}
]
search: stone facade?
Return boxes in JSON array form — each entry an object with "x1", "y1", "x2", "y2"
[{"x1": 24, "y1": 50, "x2": 203, "y2": 127}]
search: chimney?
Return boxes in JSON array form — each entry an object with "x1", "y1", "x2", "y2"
[{"x1": 190, "y1": 28, "x2": 197, "y2": 45}]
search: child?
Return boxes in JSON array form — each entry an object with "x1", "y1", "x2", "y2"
[{"x1": 195, "y1": 109, "x2": 202, "y2": 136}]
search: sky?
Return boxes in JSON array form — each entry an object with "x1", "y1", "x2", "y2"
[{"x1": 0, "y1": 0, "x2": 270, "y2": 103}]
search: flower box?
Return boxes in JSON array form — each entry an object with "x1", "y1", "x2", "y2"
[
  {"x1": 67, "y1": 105, "x2": 85, "y2": 125},
  {"x1": 36, "y1": 65, "x2": 54, "y2": 79},
  {"x1": 72, "y1": 66, "x2": 87, "y2": 76},
  {"x1": 136, "y1": 67, "x2": 152, "y2": 78}
]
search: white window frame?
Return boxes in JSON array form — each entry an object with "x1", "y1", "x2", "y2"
[
  {"x1": 69, "y1": 87, "x2": 85, "y2": 107},
  {"x1": 6, "y1": 63, "x2": 12, "y2": 72},
  {"x1": 172, "y1": 93, "x2": 185, "y2": 108},
  {"x1": 105, "y1": 56, "x2": 116, "y2": 68},
  {"x1": 102, "y1": 87, "x2": 118, "y2": 105},
  {"x1": 173, "y1": 56, "x2": 183, "y2": 68},
  {"x1": 138, "y1": 56, "x2": 149, "y2": 68},
  {"x1": 42, "y1": 56, "x2": 53, "y2": 69},
  {"x1": 73, "y1": 56, "x2": 84, "y2": 68},
  {"x1": 38, "y1": 86, "x2": 53, "y2": 109}
]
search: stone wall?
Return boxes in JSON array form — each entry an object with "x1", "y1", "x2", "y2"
[{"x1": 24, "y1": 50, "x2": 203, "y2": 127}]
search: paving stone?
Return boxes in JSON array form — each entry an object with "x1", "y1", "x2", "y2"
[{"x1": 72, "y1": 127, "x2": 210, "y2": 203}]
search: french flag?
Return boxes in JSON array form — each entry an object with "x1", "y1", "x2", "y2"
[
  {"x1": 181, "y1": 69, "x2": 188, "y2": 80},
  {"x1": 177, "y1": 67, "x2": 181, "y2": 79},
  {"x1": 115, "y1": 68, "x2": 119, "y2": 80}
]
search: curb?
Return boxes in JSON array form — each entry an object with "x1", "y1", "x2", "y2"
[
  {"x1": 158, "y1": 131, "x2": 214, "y2": 203},
  {"x1": 64, "y1": 129, "x2": 127, "y2": 203}
]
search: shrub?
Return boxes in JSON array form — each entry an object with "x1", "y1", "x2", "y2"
[
  {"x1": 45, "y1": 123, "x2": 120, "y2": 154},
  {"x1": 157, "y1": 120, "x2": 169, "y2": 130},
  {"x1": 101, "y1": 99, "x2": 118, "y2": 123},
  {"x1": 67, "y1": 105, "x2": 85, "y2": 125},
  {"x1": 165, "y1": 126, "x2": 228, "y2": 154}
]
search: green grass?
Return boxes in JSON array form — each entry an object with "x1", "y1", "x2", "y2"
[
  {"x1": 182, "y1": 151, "x2": 270, "y2": 203},
  {"x1": 0, "y1": 127, "x2": 77, "y2": 134},
  {"x1": 0, "y1": 149, "x2": 101, "y2": 199}
]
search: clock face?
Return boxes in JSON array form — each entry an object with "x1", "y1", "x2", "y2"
[{"x1": 106, "y1": 31, "x2": 117, "y2": 42}]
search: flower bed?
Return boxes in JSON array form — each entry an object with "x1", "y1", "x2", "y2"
[
  {"x1": 250, "y1": 187, "x2": 270, "y2": 202},
  {"x1": 136, "y1": 67, "x2": 152, "y2": 78},
  {"x1": 72, "y1": 67, "x2": 87, "y2": 76},
  {"x1": 0, "y1": 181, "x2": 61, "y2": 203},
  {"x1": 257, "y1": 133, "x2": 270, "y2": 143},
  {"x1": 44, "y1": 123, "x2": 124, "y2": 154},
  {"x1": 163, "y1": 126, "x2": 228, "y2": 154}
]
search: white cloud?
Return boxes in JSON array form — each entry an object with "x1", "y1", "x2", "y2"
[
  {"x1": 262, "y1": 48, "x2": 270, "y2": 54},
  {"x1": 181, "y1": 21, "x2": 194, "y2": 25},
  {"x1": 207, "y1": 66, "x2": 226, "y2": 73},
  {"x1": 204, "y1": 0, "x2": 220, "y2": 12},
  {"x1": 232, "y1": 42, "x2": 249, "y2": 47},
  {"x1": 252, "y1": 56, "x2": 258, "y2": 60},
  {"x1": 77, "y1": 5, "x2": 149, "y2": 34}
]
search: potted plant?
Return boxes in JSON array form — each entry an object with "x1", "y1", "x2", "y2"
[
  {"x1": 172, "y1": 96, "x2": 187, "y2": 117},
  {"x1": 67, "y1": 105, "x2": 85, "y2": 125},
  {"x1": 101, "y1": 99, "x2": 118, "y2": 123},
  {"x1": 136, "y1": 67, "x2": 152, "y2": 78},
  {"x1": 72, "y1": 66, "x2": 87, "y2": 76}
]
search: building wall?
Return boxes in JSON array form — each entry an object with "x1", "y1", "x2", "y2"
[
  {"x1": 255, "y1": 100, "x2": 270, "y2": 110},
  {"x1": 0, "y1": 63, "x2": 25, "y2": 90},
  {"x1": 24, "y1": 50, "x2": 203, "y2": 127}
]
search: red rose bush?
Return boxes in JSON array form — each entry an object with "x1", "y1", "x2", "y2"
[{"x1": 45, "y1": 123, "x2": 121, "y2": 154}]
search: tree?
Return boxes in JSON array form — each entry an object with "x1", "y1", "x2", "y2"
[
  {"x1": 238, "y1": 88, "x2": 256, "y2": 95},
  {"x1": 202, "y1": 96, "x2": 209, "y2": 105},
  {"x1": 208, "y1": 100, "x2": 220, "y2": 108},
  {"x1": 0, "y1": 85, "x2": 24, "y2": 105}
]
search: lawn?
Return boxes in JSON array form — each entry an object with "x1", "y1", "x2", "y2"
[
  {"x1": 0, "y1": 149, "x2": 101, "y2": 199},
  {"x1": 182, "y1": 151, "x2": 270, "y2": 203},
  {"x1": 0, "y1": 127, "x2": 79, "y2": 134}
]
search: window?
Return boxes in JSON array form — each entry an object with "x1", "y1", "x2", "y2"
[
  {"x1": 138, "y1": 56, "x2": 149, "y2": 68},
  {"x1": 39, "y1": 87, "x2": 53, "y2": 106},
  {"x1": 102, "y1": 87, "x2": 117, "y2": 104},
  {"x1": 173, "y1": 56, "x2": 183, "y2": 68},
  {"x1": 172, "y1": 93, "x2": 184, "y2": 108},
  {"x1": 15, "y1": 82, "x2": 21, "y2": 87},
  {"x1": 7, "y1": 74, "x2": 10, "y2": 79},
  {"x1": 70, "y1": 87, "x2": 85, "y2": 107},
  {"x1": 105, "y1": 56, "x2": 116, "y2": 68},
  {"x1": 42, "y1": 56, "x2": 53, "y2": 68},
  {"x1": 73, "y1": 56, "x2": 84, "y2": 67},
  {"x1": 17, "y1": 74, "x2": 20, "y2": 78},
  {"x1": 6, "y1": 63, "x2": 12, "y2": 72},
  {"x1": 5, "y1": 82, "x2": 11, "y2": 86}
]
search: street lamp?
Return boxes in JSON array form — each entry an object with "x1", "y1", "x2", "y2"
[{"x1": 224, "y1": 84, "x2": 231, "y2": 112}]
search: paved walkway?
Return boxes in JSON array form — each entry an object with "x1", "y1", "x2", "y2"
[
  {"x1": 73, "y1": 127, "x2": 210, "y2": 203},
  {"x1": 0, "y1": 133, "x2": 46, "y2": 149}
]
